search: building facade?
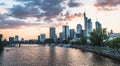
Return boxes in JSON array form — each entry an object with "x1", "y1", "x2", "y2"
[
  {"x1": 95, "y1": 21, "x2": 101, "y2": 29},
  {"x1": 62, "y1": 25, "x2": 70, "y2": 40},
  {"x1": 84, "y1": 12, "x2": 92, "y2": 37},
  {"x1": 40, "y1": 34, "x2": 46, "y2": 42},
  {"x1": 50, "y1": 27, "x2": 56, "y2": 40}
]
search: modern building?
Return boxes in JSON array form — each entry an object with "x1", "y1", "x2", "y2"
[
  {"x1": 0, "y1": 34, "x2": 3, "y2": 41},
  {"x1": 95, "y1": 21, "x2": 101, "y2": 29},
  {"x1": 14, "y1": 35, "x2": 19, "y2": 42},
  {"x1": 70, "y1": 29, "x2": 75, "y2": 39},
  {"x1": 9, "y1": 37, "x2": 14, "y2": 42},
  {"x1": 50, "y1": 27, "x2": 56, "y2": 40},
  {"x1": 84, "y1": 12, "x2": 92, "y2": 37},
  {"x1": 59, "y1": 32, "x2": 63, "y2": 40},
  {"x1": 40, "y1": 34, "x2": 46, "y2": 42},
  {"x1": 76, "y1": 24, "x2": 82, "y2": 34},
  {"x1": 62, "y1": 25, "x2": 70, "y2": 40}
]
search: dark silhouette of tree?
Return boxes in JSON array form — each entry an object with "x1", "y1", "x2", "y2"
[
  {"x1": 62, "y1": 40, "x2": 70, "y2": 44},
  {"x1": 44, "y1": 39, "x2": 55, "y2": 44},
  {"x1": 89, "y1": 28, "x2": 108, "y2": 47}
]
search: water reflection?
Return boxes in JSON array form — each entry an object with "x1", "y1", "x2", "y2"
[{"x1": 0, "y1": 44, "x2": 119, "y2": 66}]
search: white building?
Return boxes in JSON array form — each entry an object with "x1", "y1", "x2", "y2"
[{"x1": 109, "y1": 33, "x2": 120, "y2": 40}]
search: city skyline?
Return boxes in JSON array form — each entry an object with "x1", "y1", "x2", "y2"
[{"x1": 0, "y1": 0, "x2": 120, "y2": 40}]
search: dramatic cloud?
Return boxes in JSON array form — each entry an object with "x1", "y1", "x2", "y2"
[
  {"x1": 0, "y1": 3, "x2": 5, "y2": 5},
  {"x1": 0, "y1": 19, "x2": 40, "y2": 29},
  {"x1": 68, "y1": 0, "x2": 83, "y2": 7},
  {"x1": 9, "y1": 0, "x2": 65, "y2": 20},
  {"x1": 94, "y1": 0, "x2": 120, "y2": 11},
  {"x1": 65, "y1": 13, "x2": 83, "y2": 21}
]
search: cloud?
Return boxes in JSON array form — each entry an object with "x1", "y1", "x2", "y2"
[
  {"x1": 68, "y1": 0, "x2": 83, "y2": 7},
  {"x1": 9, "y1": 0, "x2": 65, "y2": 20},
  {"x1": 0, "y1": 19, "x2": 40, "y2": 29},
  {"x1": 0, "y1": 14, "x2": 7, "y2": 20},
  {"x1": 64, "y1": 13, "x2": 83, "y2": 21},
  {"x1": 94, "y1": 0, "x2": 120, "y2": 11},
  {"x1": 0, "y1": 3, "x2": 6, "y2": 5}
]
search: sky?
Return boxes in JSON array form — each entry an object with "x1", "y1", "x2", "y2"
[{"x1": 0, "y1": 0, "x2": 120, "y2": 40}]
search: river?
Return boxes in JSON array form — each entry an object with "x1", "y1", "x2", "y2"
[{"x1": 0, "y1": 44, "x2": 120, "y2": 66}]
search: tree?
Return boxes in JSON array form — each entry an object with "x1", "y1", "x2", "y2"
[
  {"x1": 62, "y1": 40, "x2": 70, "y2": 44},
  {"x1": 110, "y1": 37, "x2": 120, "y2": 52},
  {"x1": 89, "y1": 28, "x2": 108, "y2": 47},
  {"x1": 44, "y1": 38, "x2": 55, "y2": 44},
  {"x1": 80, "y1": 36, "x2": 87, "y2": 45}
]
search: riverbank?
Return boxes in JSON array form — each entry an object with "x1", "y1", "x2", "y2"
[{"x1": 70, "y1": 45, "x2": 120, "y2": 61}]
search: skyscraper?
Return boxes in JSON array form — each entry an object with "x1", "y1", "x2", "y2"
[
  {"x1": 14, "y1": 35, "x2": 19, "y2": 42},
  {"x1": 50, "y1": 27, "x2": 56, "y2": 40},
  {"x1": 62, "y1": 25, "x2": 70, "y2": 40},
  {"x1": 70, "y1": 29, "x2": 75, "y2": 39},
  {"x1": 59, "y1": 32, "x2": 63, "y2": 40},
  {"x1": 76, "y1": 24, "x2": 82, "y2": 34},
  {"x1": 9, "y1": 37, "x2": 14, "y2": 43},
  {"x1": 95, "y1": 21, "x2": 101, "y2": 29},
  {"x1": 40, "y1": 34, "x2": 46, "y2": 42},
  {"x1": 0, "y1": 34, "x2": 3, "y2": 41},
  {"x1": 84, "y1": 12, "x2": 92, "y2": 37}
]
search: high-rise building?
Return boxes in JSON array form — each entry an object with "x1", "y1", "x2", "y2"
[
  {"x1": 62, "y1": 25, "x2": 70, "y2": 40},
  {"x1": 95, "y1": 21, "x2": 101, "y2": 29},
  {"x1": 76, "y1": 24, "x2": 82, "y2": 34},
  {"x1": 84, "y1": 12, "x2": 92, "y2": 37},
  {"x1": 50, "y1": 27, "x2": 56, "y2": 40},
  {"x1": 59, "y1": 32, "x2": 63, "y2": 40},
  {"x1": 9, "y1": 37, "x2": 14, "y2": 42},
  {"x1": 14, "y1": 35, "x2": 19, "y2": 42},
  {"x1": 0, "y1": 34, "x2": 3, "y2": 41},
  {"x1": 40, "y1": 34, "x2": 46, "y2": 42},
  {"x1": 70, "y1": 29, "x2": 75, "y2": 39}
]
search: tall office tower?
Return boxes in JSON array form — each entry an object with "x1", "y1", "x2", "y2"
[
  {"x1": 40, "y1": 34, "x2": 46, "y2": 42},
  {"x1": 76, "y1": 24, "x2": 82, "y2": 34},
  {"x1": 50, "y1": 27, "x2": 56, "y2": 40},
  {"x1": 9, "y1": 37, "x2": 14, "y2": 42},
  {"x1": 14, "y1": 35, "x2": 19, "y2": 42},
  {"x1": 0, "y1": 34, "x2": 3, "y2": 41},
  {"x1": 62, "y1": 25, "x2": 70, "y2": 40},
  {"x1": 87, "y1": 19, "x2": 92, "y2": 37},
  {"x1": 59, "y1": 32, "x2": 63, "y2": 40},
  {"x1": 95, "y1": 21, "x2": 101, "y2": 29},
  {"x1": 70, "y1": 29, "x2": 75, "y2": 39},
  {"x1": 84, "y1": 12, "x2": 92, "y2": 37}
]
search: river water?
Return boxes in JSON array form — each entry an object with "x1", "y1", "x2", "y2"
[{"x1": 0, "y1": 44, "x2": 120, "y2": 66}]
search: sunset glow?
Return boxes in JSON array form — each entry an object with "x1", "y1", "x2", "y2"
[{"x1": 0, "y1": 0, "x2": 120, "y2": 40}]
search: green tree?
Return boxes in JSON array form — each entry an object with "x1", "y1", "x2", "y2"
[
  {"x1": 89, "y1": 28, "x2": 108, "y2": 47},
  {"x1": 44, "y1": 38, "x2": 55, "y2": 44},
  {"x1": 62, "y1": 40, "x2": 70, "y2": 44},
  {"x1": 80, "y1": 36, "x2": 87, "y2": 45},
  {"x1": 110, "y1": 37, "x2": 120, "y2": 52}
]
